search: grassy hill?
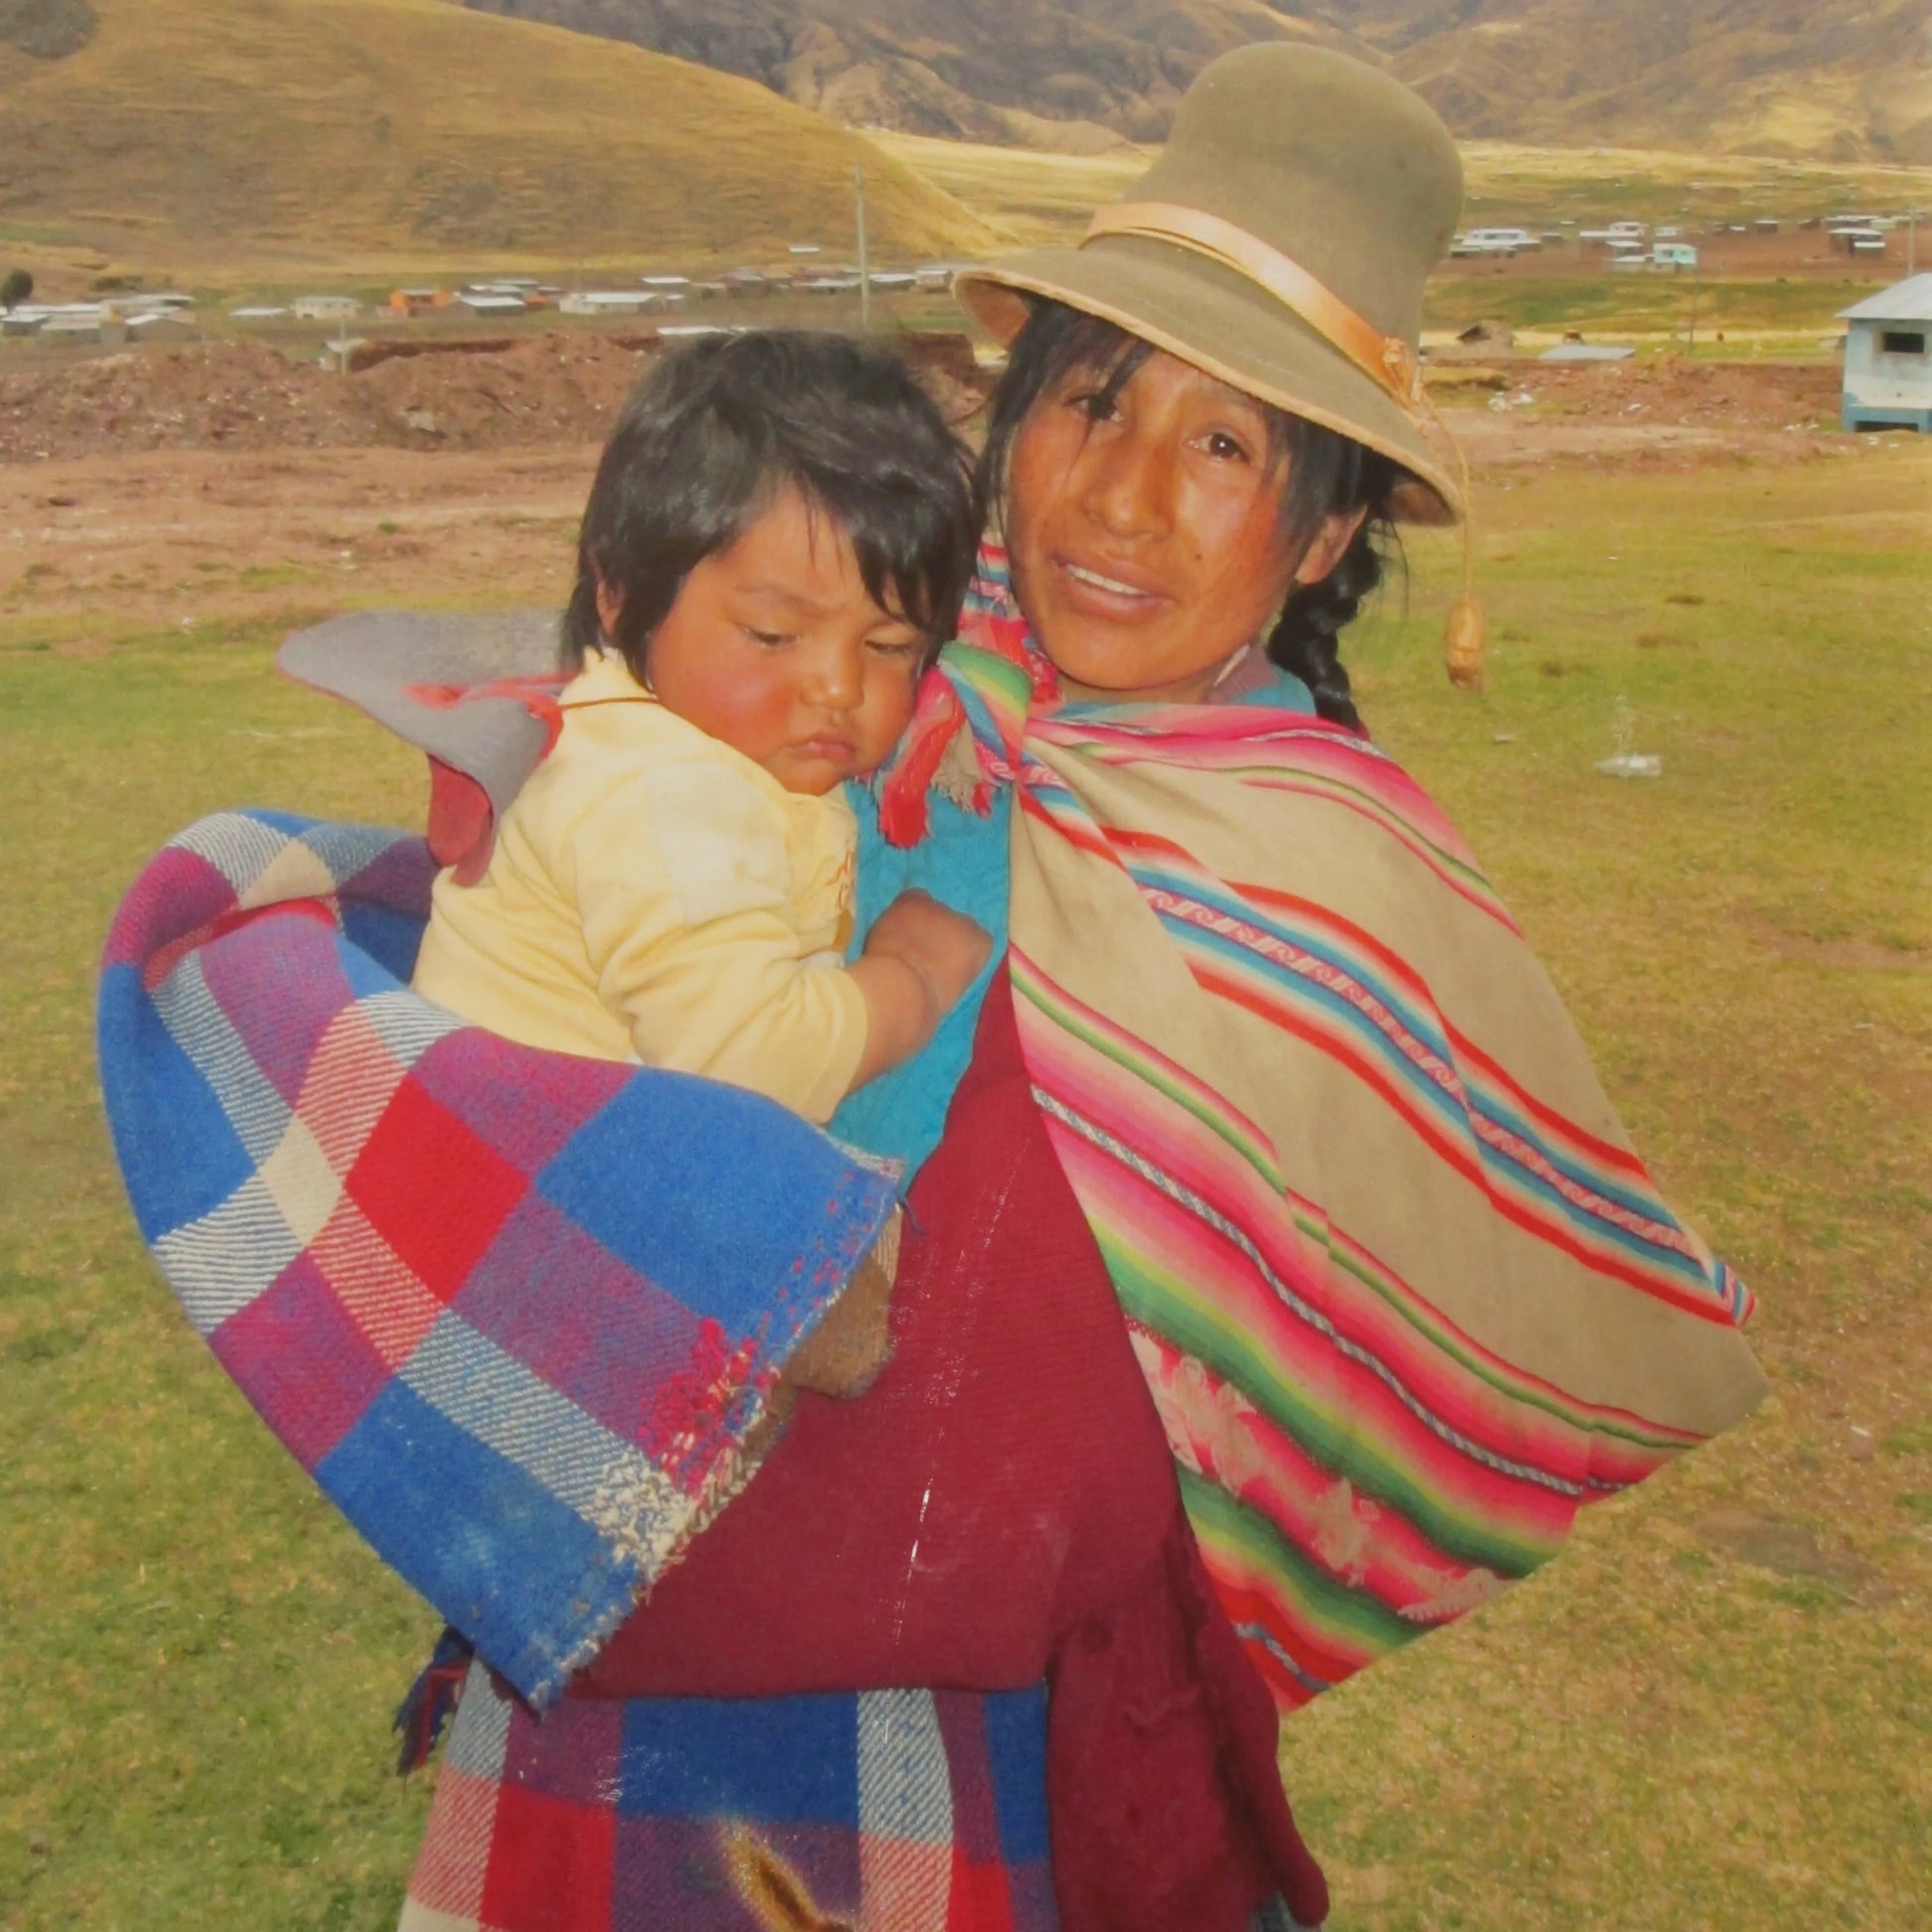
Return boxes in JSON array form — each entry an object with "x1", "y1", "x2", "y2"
[
  {"x1": 877, "y1": 130, "x2": 1932, "y2": 250},
  {"x1": 0, "y1": 0, "x2": 1003, "y2": 278}
]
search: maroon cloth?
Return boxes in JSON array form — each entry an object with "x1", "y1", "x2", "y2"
[{"x1": 579, "y1": 970, "x2": 1328, "y2": 1932}]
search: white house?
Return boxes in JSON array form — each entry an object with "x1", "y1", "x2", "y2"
[
  {"x1": 31, "y1": 304, "x2": 107, "y2": 340},
  {"x1": 558, "y1": 290, "x2": 656, "y2": 316},
  {"x1": 294, "y1": 294, "x2": 360, "y2": 322},
  {"x1": 1839, "y1": 274, "x2": 1932, "y2": 432}
]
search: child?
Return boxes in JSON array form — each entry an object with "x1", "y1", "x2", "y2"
[{"x1": 413, "y1": 330, "x2": 991, "y2": 1126}]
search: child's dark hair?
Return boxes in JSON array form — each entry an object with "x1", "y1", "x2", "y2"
[
  {"x1": 980, "y1": 300, "x2": 1407, "y2": 732},
  {"x1": 565, "y1": 330, "x2": 981, "y2": 678}
]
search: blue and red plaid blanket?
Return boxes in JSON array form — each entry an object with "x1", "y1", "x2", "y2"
[
  {"x1": 97, "y1": 809, "x2": 901, "y2": 1708},
  {"x1": 404, "y1": 1669, "x2": 1055, "y2": 1931}
]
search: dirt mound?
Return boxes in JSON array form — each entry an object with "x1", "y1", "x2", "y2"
[
  {"x1": 354, "y1": 332, "x2": 657, "y2": 449},
  {"x1": 1437, "y1": 356, "x2": 1853, "y2": 477},
  {"x1": 0, "y1": 335, "x2": 657, "y2": 463},
  {"x1": 0, "y1": 340, "x2": 400, "y2": 461},
  {"x1": 0, "y1": 0, "x2": 97, "y2": 60},
  {"x1": 0, "y1": 328, "x2": 993, "y2": 463},
  {"x1": 1458, "y1": 356, "x2": 1843, "y2": 432}
]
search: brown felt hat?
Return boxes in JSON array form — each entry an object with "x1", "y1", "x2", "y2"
[{"x1": 954, "y1": 44, "x2": 1466, "y2": 526}]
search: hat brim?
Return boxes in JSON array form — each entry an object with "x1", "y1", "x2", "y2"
[{"x1": 955, "y1": 237, "x2": 1461, "y2": 527}]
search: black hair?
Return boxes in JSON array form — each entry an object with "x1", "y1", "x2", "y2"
[
  {"x1": 564, "y1": 330, "x2": 981, "y2": 680},
  {"x1": 979, "y1": 300, "x2": 1409, "y2": 732}
]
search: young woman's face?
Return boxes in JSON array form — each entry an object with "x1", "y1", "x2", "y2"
[
  {"x1": 611, "y1": 486, "x2": 929, "y2": 796},
  {"x1": 1004, "y1": 346, "x2": 1360, "y2": 704}
]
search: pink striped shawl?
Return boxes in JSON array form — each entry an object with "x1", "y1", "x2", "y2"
[{"x1": 880, "y1": 545, "x2": 1765, "y2": 1711}]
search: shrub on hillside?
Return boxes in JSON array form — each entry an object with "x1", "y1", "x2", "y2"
[{"x1": 0, "y1": 0, "x2": 97, "y2": 60}]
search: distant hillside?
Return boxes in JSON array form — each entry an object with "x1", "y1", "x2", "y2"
[
  {"x1": 456, "y1": 0, "x2": 1932, "y2": 163},
  {"x1": 459, "y1": 0, "x2": 1363, "y2": 149},
  {"x1": 1356, "y1": 0, "x2": 1932, "y2": 166},
  {"x1": 0, "y1": 0, "x2": 1002, "y2": 274}
]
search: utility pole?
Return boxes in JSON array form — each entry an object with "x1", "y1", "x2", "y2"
[
  {"x1": 1909, "y1": 207, "x2": 1921, "y2": 280},
  {"x1": 1685, "y1": 266, "x2": 1701, "y2": 356},
  {"x1": 854, "y1": 159, "x2": 871, "y2": 335}
]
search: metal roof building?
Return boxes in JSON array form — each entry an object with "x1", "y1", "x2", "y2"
[{"x1": 1838, "y1": 273, "x2": 1932, "y2": 432}]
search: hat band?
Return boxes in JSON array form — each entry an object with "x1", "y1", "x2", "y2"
[{"x1": 1081, "y1": 202, "x2": 1424, "y2": 412}]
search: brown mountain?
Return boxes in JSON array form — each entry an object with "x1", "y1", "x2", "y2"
[
  {"x1": 1354, "y1": 0, "x2": 1932, "y2": 164},
  {"x1": 454, "y1": 0, "x2": 1932, "y2": 161},
  {"x1": 458, "y1": 1, "x2": 1367, "y2": 148}
]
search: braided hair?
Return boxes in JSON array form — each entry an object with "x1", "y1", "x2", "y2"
[{"x1": 980, "y1": 299, "x2": 1406, "y2": 731}]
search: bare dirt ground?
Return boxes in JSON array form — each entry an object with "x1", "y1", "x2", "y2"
[
  {"x1": 1444, "y1": 356, "x2": 1852, "y2": 474},
  {"x1": 0, "y1": 336, "x2": 1889, "y2": 645},
  {"x1": 2, "y1": 445, "x2": 598, "y2": 643},
  {"x1": 0, "y1": 331, "x2": 995, "y2": 642}
]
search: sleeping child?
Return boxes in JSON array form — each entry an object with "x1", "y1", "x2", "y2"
[
  {"x1": 413, "y1": 330, "x2": 992, "y2": 1393},
  {"x1": 414, "y1": 328, "x2": 990, "y2": 1120}
]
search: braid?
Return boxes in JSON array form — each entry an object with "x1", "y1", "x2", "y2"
[{"x1": 1264, "y1": 517, "x2": 1389, "y2": 732}]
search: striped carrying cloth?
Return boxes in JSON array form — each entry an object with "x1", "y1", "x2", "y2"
[{"x1": 881, "y1": 546, "x2": 1767, "y2": 1713}]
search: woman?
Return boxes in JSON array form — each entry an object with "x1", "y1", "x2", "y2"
[{"x1": 98, "y1": 43, "x2": 1763, "y2": 1932}]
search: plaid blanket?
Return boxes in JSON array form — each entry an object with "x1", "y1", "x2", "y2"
[
  {"x1": 97, "y1": 810, "x2": 899, "y2": 1708},
  {"x1": 402, "y1": 1670, "x2": 1054, "y2": 1932},
  {"x1": 877, "y1": 545, "x2": 1769, "y2": 1713}
]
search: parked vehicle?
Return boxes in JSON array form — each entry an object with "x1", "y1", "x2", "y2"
[{"x1": 1450, "y1": 226, "x2": 1540, "y2": 257}]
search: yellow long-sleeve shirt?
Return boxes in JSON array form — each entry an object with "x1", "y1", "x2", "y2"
[{"x1": 412, "y1": 653, "x2": 868, "y2": 1123}]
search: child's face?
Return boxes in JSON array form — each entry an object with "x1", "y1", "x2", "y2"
[{"x1": 621, "y1": 486, "x2": 930, "y2": 797}]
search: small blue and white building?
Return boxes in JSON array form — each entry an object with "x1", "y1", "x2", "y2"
[{"x1": 1839, "y1": 274, "x2": 1932, "y2": 432}]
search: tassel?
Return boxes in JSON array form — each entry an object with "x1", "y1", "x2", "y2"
[
  {"x1": 1443, "y1": 594, "x2": 1486, "y2": 692},
  {"x1": 1418, "y1": 383, "x2": 1486, "y2": 694},
  {"x1": 876, "y1": 674, "x2": 968, "y2": 848},
  {"x1": 392, "y1": 1625, "x2": 475, "y2": 1774}
]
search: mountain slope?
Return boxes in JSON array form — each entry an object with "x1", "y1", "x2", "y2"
[
  {"x1": 454, "y1": 0, "x2": 1932, "y2": 162},
  {"x1": 1358, "y1": 0, "x2": 1932, "y2": 164},
  {"x1": 0, "y1": 0, "x2": 1003, "y2": 271},
  {"x1": 460, "y1": 0, "x2": 1369, "y2": 148}
]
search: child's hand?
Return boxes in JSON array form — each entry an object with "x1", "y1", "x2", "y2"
[
  {"x1": 862, "y1": 890, "x2": 993, "y2": 1014},
  {"x1": 843, "y1": 893, "x2": 993, "y2": 1093}
]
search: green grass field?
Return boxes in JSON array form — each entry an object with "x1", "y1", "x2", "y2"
[
  {"x1": 1423, "y1": 271, "x2": 1872, "y2": 343},
  {"x1": 874, "y1": 131, "x2": 1932, "y2": 249},
  {"x1": 2, "y1": 441, "x2": 1929, "y2": 1928}
]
